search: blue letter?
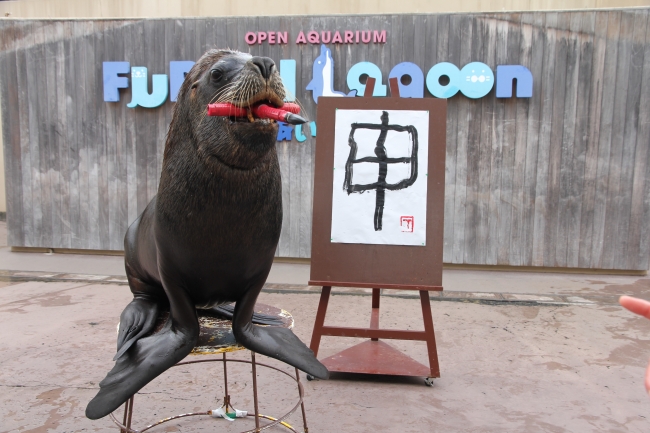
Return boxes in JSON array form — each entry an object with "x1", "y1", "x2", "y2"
[
  {"x1": 280, "y1": 59, "x2": 296, "y2": 102},
  {"x1": 388, "y1": 62, "x2": 424, "y2": 98},
  {"x1": 170, "y1": 61, "x2": 195, "y2": 102},
  {"x1": 426, "y1": 62, "x2": 461, "y2": 99},
  {"x1": 459, "y1": 62, "x2": 494, "y2": 99},
  {"x1": 496, "y1": 65, "x2": 533, "y2": 98},
  {"x1": 277, "y1": 122, "x2": 294, "y2": 141},
  {"x1": 127, "y1": 67, "x2": 168, "y2": 108},
  {"x1": 295, "y1": 124, "x2": 307, "y2": 142},
  {"x1": 103, "y1": 61, "x2": 130, "y2": 102},
  {"x1": 347, "y1": 62, "x2": 387, "y2": 97},
  {"x1": 309, "y1": 121, "x2": 316, "y2": 137}
]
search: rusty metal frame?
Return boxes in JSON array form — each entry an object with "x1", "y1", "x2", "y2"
[{"x1": 109, "y1": 352, "x2": 308, "y2": 433}]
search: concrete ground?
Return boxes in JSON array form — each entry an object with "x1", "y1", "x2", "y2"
[{"x1": 1, "y1": 220, "x2": 650, "y2": 432}]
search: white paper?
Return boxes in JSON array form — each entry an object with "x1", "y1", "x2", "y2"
[{"x1": 330, "y1": 109, "x2": 429, "y2": 246}]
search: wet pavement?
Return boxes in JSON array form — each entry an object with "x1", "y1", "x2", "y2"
[{"x1": 1, "y1": 221, "x2": 650, "y2": 432}]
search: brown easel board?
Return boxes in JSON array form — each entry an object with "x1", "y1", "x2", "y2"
[{"x1": 308, "y1": 86, "x2": 447, "y2": 382}]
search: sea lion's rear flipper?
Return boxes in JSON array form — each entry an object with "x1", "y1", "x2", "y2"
[
  {"x1": 205, "y1": 303, "x2": 285, "y2": 327},
  {"x1": 114, "y1": 298, "x2": 159, "y2": 360},
  {"x1": 86, "y1": 279, "x2": 199, "y2": 420},
  {"x1": 232, "y1": 288, "x2": 329, "y2": 380}
]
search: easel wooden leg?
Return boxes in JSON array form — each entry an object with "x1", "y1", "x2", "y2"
[
  {"x1": 370, "y1": 288, "x2": 380, "y2": 341},
  {"x1": 419, "y1": 290, "x2": 440, "y2": 378},
  {"x1": 309, "y1": 286, "x2": 331, "y2": 357}
]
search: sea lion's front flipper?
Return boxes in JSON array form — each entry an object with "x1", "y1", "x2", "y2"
[
  {"x1": 86, "y1": 278, "x2": 199, "y2": 420},
  {"x1": 114, "y1": 297, "x2": 159, "y2": 360},
  {"x1": 232, "y1": 287, "x2": 329, "y2": 380}
]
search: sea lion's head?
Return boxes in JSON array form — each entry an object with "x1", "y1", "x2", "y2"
[{"x1": 166, "y1": 49, "x2": 286, "y2": 171}]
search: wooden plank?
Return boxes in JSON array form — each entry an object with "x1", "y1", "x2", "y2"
[
  {"x1": 463, "y1": 16, "x2": 485, "y2": 264},
  {"x1": 615, "y1": 10, "x2": 648, "y2": 269},
  {"x1": 53, "y1": 21, "x2": 70, "y2": 248},
  {"x1": 194, "y1": 18, "x2": 207, "y2": 54},
  {"x1": 85, "y1": 21, "x2": 101, "y2": 249},
  {"x1": 286, "y1": 15, "x2": 306, "y2": 258},
  {"x1": 474, "y1": 16, "x2": 497, "y2": 265},
  {"x1": 92, "y1": 21, "x2": 110, "y2": 249},
  {"x1": 543, "y1": 13, "x2": 569, "y2": 267},
  {"x1": 65, "y1": 22, "x2": 81, "y2": 248},
  {"x1": 590, "y1": 12, "x2": 621, "y2": 268},
  {"x1": 275, "y1": 14, "x2": 301, "y2": 257},
  {"x1": 143, "y1": 20, "x2": 161, "y2": 209},
  {"x1": 519, "y1": 13, "x2": 545, "y2": 266},
  {"x1": 448, "y1": 13, "x2": 465, "y2": 264},
  {"x1": 25, "y1": 22, "x2": 46, "y2": 247},
  {"x1": 565, "y1": 12, "x2": 594, "y2": 268},
  {"x1": 40, "y1": 22, "x2": 61, "y2": 248},
  {"x1": 298, "y1": 16, "x2": 317, "y2": 258},
  {"x1": 508, "y1": 13, "x2": 529, "y2": 266},
  {"x1": 273, "y1": 14, "x2": 290, "y2": 258},
  {"x1": 182, "y1": 18, "x2": 196, "y2": 61},
  {"x1": 628, "y1": 10, "x2": 650, "y2": 270},
  {"x1": 106, "y1": 20, "x2": 128, "y2": 250},
  {"x1": 16, "y1": 22, "x2": 35, "y2": 246},
  {"x1": 124, "y1": 21, "x2": 139, "y2": 226},
  {"x1": 554, "y1": 12, "x2": 583, "y2": 268},
  {"x1": 601, "y1": 11, "x2": 635, "y2": 269},
  {"x1": 496, "y1": 15, "x2": 516, "y2": 265},
  {"x1": 531, "y1": 13, "x2": 557, "y2": 266},
  {"x1": 437, "y1": 14, "x2": 455, "y2": 264},
  {"x1": 485, "y1": 16, "x2": 507, "y2": 265},
  {"x1": 566, "y1": 13, "x2": 594, "y2": 267},
  {"x1": 130, "y1": 21, "x2": 149, "y2": 219},
  {"x1": 578, "y1": 11, "x2": 608, "y2": 268},
  {"x1": 0, "y1": 21, "x2": 24, "y2": 246}
]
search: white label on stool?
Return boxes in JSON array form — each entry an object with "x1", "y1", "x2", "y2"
[{"x1": 211, "y1": 407, "x2": 235, "y2": 421}]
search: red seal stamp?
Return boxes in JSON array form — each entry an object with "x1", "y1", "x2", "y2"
[{"x1": 400, "y1": 216, "x2": 414, "y2": 232}]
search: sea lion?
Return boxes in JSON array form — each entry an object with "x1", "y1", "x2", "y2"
[{"x1": 85, "y1": 49, "x2": 329, "y2": 420}]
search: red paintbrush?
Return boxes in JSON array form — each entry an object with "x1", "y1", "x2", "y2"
[{"x1": 207, "y1": 102, "x2": 306, "y2": 125}]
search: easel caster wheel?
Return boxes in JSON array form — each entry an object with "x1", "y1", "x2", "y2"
[
  {"x1": 307, "y1": 374, "x2": 315, "y2": 381},
  {"x1": 424, "y1": 377, "x2": 434, "y2": 387}
]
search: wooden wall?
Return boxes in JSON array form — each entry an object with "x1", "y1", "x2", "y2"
[
  {"x1": 1, "y1": 0, "x2": 648, "y2": 19},
  {"x1": 1, "y1": 10, "x2": 650, "y2": 270}
]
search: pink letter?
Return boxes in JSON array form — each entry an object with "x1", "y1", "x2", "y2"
[
  {"x1": 373, "y1": 30, "x2": 386, "y2": 43},
  {"x1": 307, "y1": 31, "x2": 320, "y2": 44},
  {"x1": 332, "y1": 31, "x2": 343, "y2": 44},
  {"x1": 268, "y1": 32, "x2": 276, "y2": 44},
  {"x1": 257, "y1": 32, "x2": 267, "y2": 43},
  {"x1": 321, "y1": 31, "x2": 331, "y2": 44},
  {"x1": 362, "y1": 31, "x2": 371, "y2": 43},
  {"x1": 245, "y1": 32, "x2": 257, "y2": 45},
  {"x1": 344, "y1": 31, "x2": 353, "y2": 43},
  {"x1": 277, "y1": 32, "x2": 288, "y2": 44},
  {"x1": 296, "y1": 31, "x2": 307, "y2": 44}
]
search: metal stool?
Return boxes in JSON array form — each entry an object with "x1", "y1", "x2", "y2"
[{"x1": 109, "y1": 304, "x2": 309, "y2": 433}]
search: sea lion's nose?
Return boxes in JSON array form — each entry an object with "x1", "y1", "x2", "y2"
[{"x1": 251, "y1": 56, "x2": 275, "y2": 79}]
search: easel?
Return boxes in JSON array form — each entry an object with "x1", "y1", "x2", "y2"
[
  {"x1": 308, "y1": 285, "x2": 440, "y2": 383},
  {"x1": 307, "y1": 79, "x2": 447, "y2": 384}
]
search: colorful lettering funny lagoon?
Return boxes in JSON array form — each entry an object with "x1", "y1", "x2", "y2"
[{"x1": 103, "y1": 44, "x2": 533, "y2": 140}]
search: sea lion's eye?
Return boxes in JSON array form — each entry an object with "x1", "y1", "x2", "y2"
[{"x1": 210, "y1": 69, "x2": 223, "y2": 82}]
